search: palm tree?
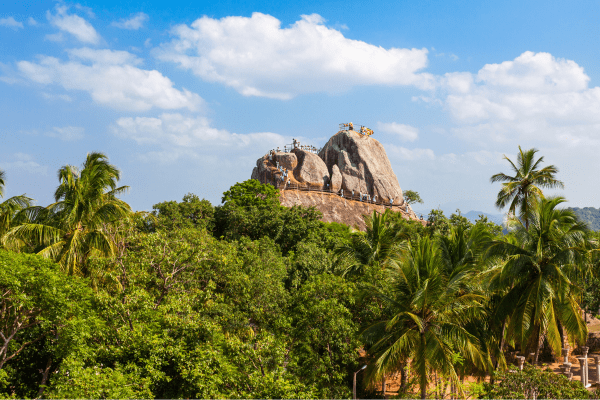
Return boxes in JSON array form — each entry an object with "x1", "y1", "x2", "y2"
[
  {"x1": 490, "y1": 146, "x2": 564, "y2": 229},
  {"x1": 0, "y1": 169, "x2": 33, "y2": 243},
  {"x1": 335, "y1": 210, "x2": 406, "y2": 276},
  {"x1": 486, "y1": 196, "x2": 589, "y2": 364},
  {"x1": 0, "y1": 170, "x2": 4, "y2": 198},
  {"x1": 3, "y1": 153, "x2": 131, "y2": 275},
  {"x1": 363, "y1": 236, "x2": 487, "y2": 399}
]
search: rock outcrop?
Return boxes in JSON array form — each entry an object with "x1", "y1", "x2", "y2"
[
  {"x1": 251, "y1": 128, "x2": 414, "y2": 229},
  {"x1": 292, "y1": 148, "x2": 329, "y2": 187},
  {"x1": 330, "y1": 165, "x2": 343, "y2": 192},
  {"x1": 319, "y1": 130, "x2": 404, "y2": 204},
  {"x1": 279, "y1": 190, "x2": 424, "y2": 231}
]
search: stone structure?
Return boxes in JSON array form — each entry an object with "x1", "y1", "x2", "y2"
[
  {"x1": 251, "y1": 129, "x2": 419, "y2": 230},
  {"x1": 578, "y1": 357, "x2": 589, "y2": 387},
  {"x1": 516, "y1": 356, "x2": 525, "y2": 371},
  {"x1": 292, "y1": 149, "x2": 330, "y2": 187},
  {"x1": 593, "y1": 354, "x2": 600, "y2": 384},
  {"x1": 319, "y1": 130, "x2": 404, "y2": 204},
  {"x1": 279, "y1": 190, "x2": 423, "y2": 231}
]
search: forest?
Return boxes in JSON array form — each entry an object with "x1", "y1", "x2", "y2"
[{"x1": 0, "y1": 148, "x2": 599, "y2": 399}]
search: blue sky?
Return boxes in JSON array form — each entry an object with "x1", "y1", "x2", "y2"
[{"x1": 2, "y1": 0, "x2": 600, "y2": 214}]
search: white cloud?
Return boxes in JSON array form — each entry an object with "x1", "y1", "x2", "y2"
[
  {"x1": 46, "y1": 4, "x2": 100, "y2": 44},
  {"x1": 111, "y1": 12, "x2": 148, "y2": 30},
  {"x1": 42, "y1": 92, "x2": 73, "y2": 102},
  {"x1": 377, "y1": 122, "x2": 419, "y2": 142},
  {"x1": 387, "y1": 144, "x2": 435, "y2": 161},
  {"x1": 0, "y1": 153, "x2": 48, "y2": 175},
  {"x1": 0, "y1": 17, "x2": 24, "y2": 29},
  {"x1": 155, "y1": 12, "x2": 432, "y2": 99},
  {"x1": 429, "y1": 51, "x2": 600, "y2": 149},
  {"x1": 67, "y1": 47, "x2": 143, "y2": 65},
  {"x1": 17, "y1": 48, "x2": 203, "y2": 112},
  {"x1": 27, "y1": 17, "x2": 39, "y2": 26},
  {"x1": 112, "y1": 113, "x2": 287, "y2": 163},
  {"x1": 46, "y1": 126, "x2": 84, "y2": 141}
]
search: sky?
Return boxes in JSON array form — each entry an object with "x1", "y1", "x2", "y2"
[{"x1": 2, "y1": 0, "x2": 600, "y2": 215}]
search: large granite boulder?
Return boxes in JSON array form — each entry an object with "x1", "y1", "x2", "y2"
[
  {"x1": 274, "y1": 152, "x2": 297, "y2": 171},
  {"x1": 292, "y1": 148, "x2": 329, "y2": 187},
  {"x1": 330, "y1": 165, "x2": 343, "y2": 192},
  {"x1": 251, "y1": 155, "x2": 274, "y2": 183},
  {"x1": 319, "y1": 130, "x2": 404, "y2": 204}
]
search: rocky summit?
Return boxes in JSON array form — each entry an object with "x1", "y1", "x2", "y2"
[
  {"x1": 251, "y1": 128, "x2": 420, "y2": 229},
  {"x1": 319, "y1": 130, "x2": 403, "y2": 204}
]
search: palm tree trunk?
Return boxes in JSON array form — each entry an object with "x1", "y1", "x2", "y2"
[
  {"x1": 491, "y1": 319, "x2": 507, "y2": 385},
  {"x1": 534, "y1": 328, "x2": 543, "y2": 365},
  {"x1": 400, "y1": 364, "x2": 407, "y2": 392}
]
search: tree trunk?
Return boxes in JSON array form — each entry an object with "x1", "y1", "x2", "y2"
[
  {"x1": 36, "y1": 357, "x2": 52, "y2": 399},
  {"x1": 534, "y1": 328, "x2": 543, "y2": 365},
  {"x1": 400, "y1": 364, "x2": 407, "y2": 392}
]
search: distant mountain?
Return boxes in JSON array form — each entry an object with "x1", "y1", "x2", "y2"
[
  {"x1": 569, "y1": 207, "x2": 600, "y2": 231},
  {"x1": 463, "y1": 211, "x2": 504, "y2": 226}
]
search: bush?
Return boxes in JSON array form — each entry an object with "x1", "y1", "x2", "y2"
[{"x1": 483, "y1": 365, "x2": 590, "y2": 399}]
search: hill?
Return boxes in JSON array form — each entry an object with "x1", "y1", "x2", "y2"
[
  {"x1": 570, "y1": 207, "x2": 600, "y2": 231},
  {"x1": 463, "y1": 210, "x2": 504, "y2": 226}
]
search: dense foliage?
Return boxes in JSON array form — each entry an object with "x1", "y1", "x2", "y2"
[{"x1": 0, "y1": 148, "x2": 597, "y2": 399}]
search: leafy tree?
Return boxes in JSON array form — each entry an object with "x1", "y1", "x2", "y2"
[
  {"x1": 363, "y1": 235, "x2": 487, "y2": 399},
  {"x1": 484, "y1": 364, "x2": 590, "y2": 399},
  {"x1": 491, "y1": 146, "x2": 564, "y2": 228},
  {"x1": 403, "y1": 189, "x2": 423, "y2": 206},
  {"x1": 486, "y1": 196, "x2": 590, "y2": 363},
  {"x1": 152, "y1": 193, "x2": 214, "y2": 232},
  {"x1": 221, "y1": 179, "x2": 279, "y2": 208},
  {"x1": 0, "y1": 250, "x2": 94, "y2": 398},
  {"x1": 289, "y1": 274, "x2": 359, "y2": 398},
  {"x1": 3, "y1": 153, "x2": 131, "y2": 275}
]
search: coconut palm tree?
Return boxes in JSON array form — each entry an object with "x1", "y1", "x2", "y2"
[
  {"x1": 490, "y1": 146, "x2": 564, "y2": 229},
  {"x1": 486, "y1": 196, "x2": 589, "y2": 363},
  {"x1": 2, "y1": 153, "x2": 131, "y2": 275},
  {"x1": 0, "y1": 169, "x2": 33, "y2": 243},
  {"x1": 363, "y1": 236, "x2": 487, "y2": 399},
  {"x1": 335, "y1": 210, "x2": 407, "y2": 276}
]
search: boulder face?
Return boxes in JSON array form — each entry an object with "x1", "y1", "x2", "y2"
[
  {"x1": 319, "y1": 130, "x2": 404, "y2": 204},
  {"x1": 330, "y1": 165, "x2": 343, "y2": 192},
  {"x1": 291, "y1": 148, "x2": 329, "y2": 187},
  {"x1": 274, "y1": 152, "x2": 297, "y2": 171}
]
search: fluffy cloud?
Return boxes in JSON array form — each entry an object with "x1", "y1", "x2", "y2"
[
  {"x1": 17, "y1": 48, "x2": 202, "y2": 111},
  {"x1": 112, "y1": 113, "x2": 287, "y2": 162},
  {"x1": 377, "y1": 122, "x2": 419, "y2": 142},
  {"x1": 155, "y1": 13, "x2": 432, "y2": 99},
  {"x1": 436, "y1": 52, "x2": 600, "y2": 146},
  {"x1": 111, "y1": 12, "x2": 149, "y2": 30},
  {"x1": 46, "y1": 4, "x2": 100, "y2": 44},
  {"x1": 46, "y1": 126, "x2": 85, "y2": 141},
  {"x1": 0, "y1": 153, "x2": 47, "y2": 176},
  {"x1": 387, "y1": 144, "x2": 435, "y2": 161},
  {"x1": 0, "y1": 17, "x2": 23, "y2": 29}
]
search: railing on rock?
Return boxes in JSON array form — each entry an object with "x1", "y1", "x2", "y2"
[{"x1": 274, "y1": 180, "x2": 413, "y2": 213}]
